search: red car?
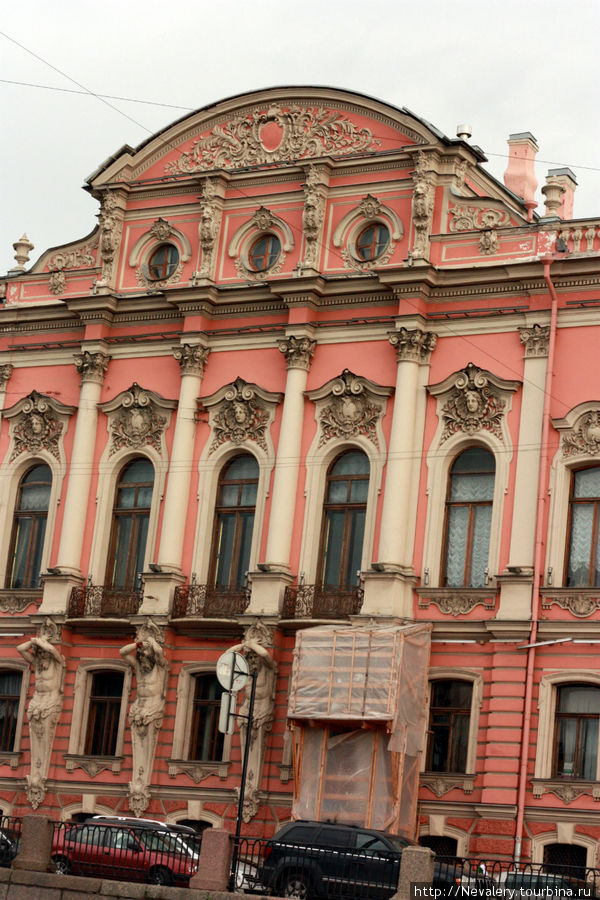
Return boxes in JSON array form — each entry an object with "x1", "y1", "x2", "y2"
[{"x1": 52, "y1": 821, "x2": 199, "y2": 886}]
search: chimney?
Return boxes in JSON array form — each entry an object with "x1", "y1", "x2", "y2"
[
  {"x1": 503, "y1": 132, "x2": 539, "y2": 215},
  {"x1": 546, "y1": 168, "x2": 577, "y2": 220}
]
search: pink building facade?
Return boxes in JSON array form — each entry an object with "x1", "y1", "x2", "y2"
[{"x1": 0, "y1": 86, "x2": 599, "y2": 866}]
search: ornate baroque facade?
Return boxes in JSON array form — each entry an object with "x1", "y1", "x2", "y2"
[{"x1": 1, "y1": 87, "x2": 600, "y2": 863}]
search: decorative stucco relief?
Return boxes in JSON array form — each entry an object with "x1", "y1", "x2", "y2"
[
  {"x1": 17, "y1": 618, "x2": 65, "y2": 809},
  {"x1": 48, "y1": 271, "x2": 67, "y2": 296},
  {"x1": 3, "y1": 391, "x2": 76, "y2": 463},
  {"x1": 301, "y1": 165, "x2": 328, "y2": 271},
  {"x1": 448, "y1": 204, "x2": 511, "y2": 257},
  {"x1": 173, "y1": 343, "x2": 210, "y2": 377},
  {"x1": 389, "y1": 328, "x2": 437, "y2": 363},
  {"x1": 278, "y1": 335, "x2": 316, "y2": 371},
  {"x1": 428, "y1": 363, "x2": 520, "y2": 444},
  {"x1": 198, "y1": 179, "x2": 224, "y2": 279},
  {"x1": 134, "y1": 217, "x2": 186, "y2": 289},
  {"x1": 418, "y1": 591, "x2": 495, "y2": 616},
  {"x1": 542, "y1": 592, "x2": 600, "y2": 617},
  {"x1": 165, "y1": 106, "x2": 381, "y2": 174},
  {"x1": 0, "y1": 594, "x2": 40, "y2": 614},
  {"x1": 0, "y1": 364, "x2": 13, "y2": 391},
  {"x1": 561, "y1": 410, "x2": 600, "y2": 458},
  {"x1": 200, "y1": 377, "x2": 283, "y2": 455},
  {"x1": 411, "y1": 152, "x2": 436, "y2": 260},
  {"x1": 120, "y1": 619, "x2": 168, "y2": 818},
  {"x1": 74, "y1": 351, "x2": 110, "y2": 385},
  {"x1": 98, "y1": 190, "x2": 126, "y2": 287},
  {"x1": 306, "y1": 369, "x2": 393, "y2": 450},
  {"x1": 100, "y1": 383, "x2": 177, "y2": 457},
  {"x1": 519, "y1": 324, "x2": 550, "y2": 358},
  {"x1": 48, "y1": 240, "x2": 98, "y2": 272}
]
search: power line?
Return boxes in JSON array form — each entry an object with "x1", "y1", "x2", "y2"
[{"x1": 0, "y1": 78, "x2": 193, "y2": 111}]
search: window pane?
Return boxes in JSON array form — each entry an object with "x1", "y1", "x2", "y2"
[
  {"x1": 450, "y1": 473, "x2": 495, "y2": 502},
  {"x1": 117, "y1": 487, "x2": 136, "y2": 509},
  {"x1": 213, "y1": 516, "x2": 235, "y2": 587},
  {"x1": 345, "y1": 509, "x2": 366, "y2": 586},
  {"x1": 574, "y1": 468, "x2": 600, "y2": 499},
  {"x1": 0, "y1": 671, "x2": 21, "y2": 752},
  {"x1": 240, "y1": 482, "x2": 258, "y2": 505},
  {"x1": 189, "y1": 675, "x2": 224, "y2": 761},
  {"x1": 322, "y1": 511, "x2": 345, "y2": 586},
  {"x1": 19, "y1": 482, "x2": 51, "y2": 511},
  {"x1": 219, "y1": 484, "x2": 239, "y2": 507},
  {"x1": 444, "y1": 507, "x2": 468, "y2": 587},
  {"x1": 121, "y1": 459, "x2": 154, "y2": 483},
  {"x1": 330, "y1": 452, "x2": 370, "y2": 476},
  {"x1": 110, "y1": 517, "x2": 132, "y2": 588},
  {"x1": 470, "y1": 505, "x2": 492, "y2": 587},
  {"x1": 559, "y1": 685, "x2": 600, "y2": 714},
  {"x1": 568, "y1": 504, "x2": 594, "y2": 586},
  {"x1": 234, "y1": 512, "x2": 255, "y2": 587},
  {"x1": 556, "y1": 718, "x2": 578, "y2": 776},
  {"x1": 449, "y1": 714, "x2": 470, "y2": 771},
  {"x1": 224, "y1": 456, "x2": 259, "y2": 480},
  {"x1": 432, "y1": 681, "x2": 472, "y2": 709},
  {"x1": 328, "y1": 480, "x2": 349, "y2": 503},
  {"x1": 136, "y1": 486, "x2": 153, "y2": 508},
  {"x1": 350, "y1": 479, "x2": 369, "y2": 502},
  {"x1": 580, "y1": 718, "x2": 598, "y2": 780}
]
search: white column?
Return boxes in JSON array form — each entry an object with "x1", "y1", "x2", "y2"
[
  {"x1": 157, "y1": 343, "x2": 208, "y2": 570},
  {"x1": 264, "y1": 333, "x2": 316, "y2": 570},
  {"x1": 377, "y1": 328, "x2": 437, "y2": 567},
  {"x1": 56, "y1": 350, "x2": 109, "y2": 573}
]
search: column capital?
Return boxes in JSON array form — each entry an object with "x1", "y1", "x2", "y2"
[
  {"x1": 173, "y1": 342, "x2": 210, "y2": 376},
  {"x1": 0, "y1": 363, "x2": 14, "y2": 391},
  {"x1": 278, "y1": 335, "x2": 316, "y2": 371},
  {"x1": 74, "y1": 351, "x2": 110, "y2": 385},
  {"x1": 519, "y1": 324, "x2": 550, "y2": 358},
  {"x1": 389, "y1": 327, "x2": 437, "y2": 363}
]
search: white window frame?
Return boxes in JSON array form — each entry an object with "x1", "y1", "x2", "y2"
[
  {"x1": 535, "y1": 671, "x2": 600, "y2": 782},
  {"x1": 421, "y1": 669, "x2": 483, "y2": 777}
]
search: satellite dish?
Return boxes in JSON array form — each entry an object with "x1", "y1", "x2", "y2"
[{"x1": 216, "y1": 650, "x2": 249, "y2": 692}]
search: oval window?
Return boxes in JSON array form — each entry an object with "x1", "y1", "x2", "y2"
[
  {"x1": 148, "y1": 244, "x2": 179, "y2": 281},
  {"x1": 354, "y1": 224, "x2": 390, "y2": 262},
  {"x1": 248, "y1": 234, "x2": 281, "y2": 272}
]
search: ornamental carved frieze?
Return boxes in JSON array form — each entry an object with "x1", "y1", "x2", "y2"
[
  {"x1": 150, "y1": 217, "x2": 172, "y2": 242},
  {"x1": 279, "y1": 335, "x2": 316, "y2": 371},
  {"x1": 48, "y1": 271, "x2": 66, "y2": 296},
  {"x1": 168, "y1": 761, "x2": 229, "y2": 783},
  {"x1": 561, "y1": 410, "x2": 600, "y2": 458},
  {"x1": 74, "y1": 350, "x2": 110, "y2": 385},
  {"x1": 307, "y1": 370, "x2": 393, "y2": 450},
  {"x1": 532, "y1": 779, "x2": 600, "y2": 802},
  {"x1": 0, "y1": 593, "x2": 40, "y2": 614},
  {"x1": 100, "y1": 384, "x2": 177, "y2": 457},
  {"x1": 389, "y1": 328, "x2": 437, "y2": 363},
  {"x1": 418, "y1": 591, "x2": 495, "y2": 616},
  {"x1": 3, "y1": 391, "x2": 76, "y2": 463},
  {"x1": 173, "y1": 343, "x2": 210, "y2": 377},
  {"x1": 448, "y1": 204, "x2": 511, "y2": 257},
  {"x1": 428, "y1": 363, "x2": 520, "y2": 444},
  {"x1": 421, "y1": 774, "x2": 474, "y2": 796},
  {"x1": 542, "y1": 592, "x2": 600, "y2": 618},
  {"x1": 519, "y1": 324, "x2": 550, "y2": 358},
  {"x1": 47, "y1": 240, "x2": 98, "y2": 272},
  {"x1": 165, "y1": 106, "x2": 381, "y2": 174},
  {"x1": 200, "y1": 378, "x2": 283, "y2": 455}
]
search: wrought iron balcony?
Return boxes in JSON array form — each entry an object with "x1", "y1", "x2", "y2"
[
  {"x1": 172, "y1": 583, "x2": 251, "y2": 618},
  {"x1": 282, "y1": 584, "x2": 364, "y2": 619},
  {"x1": 68, "y1": 585, "x2": 142, "y2": 618}
]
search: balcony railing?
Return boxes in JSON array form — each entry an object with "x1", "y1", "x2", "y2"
[
  {"x1": 282, "y1": 584, "x2": 364, "y2": 619},
  {"x1": 68, "y1": 585, "x2": 142, "y2": 618},
  {"x1": 172, "y1": 584, "x2": 250, "y2": 618}
]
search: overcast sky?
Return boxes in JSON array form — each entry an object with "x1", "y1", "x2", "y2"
[{"x1": 1, "y1": 0, "x2": 599, "y2": 274}]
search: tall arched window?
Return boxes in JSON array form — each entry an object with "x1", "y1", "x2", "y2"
[
  {"x1": 106, "y1": 458, "x2": 154, "y2": 589},
  {"x1": 209, "y1": 455, "x2": 258, "y2": 590},
  {"x1": 443, "y1": 447, "x2": 495, "y2": 588},
  {"x1": 7, "y1": 464, "x2": 52, "y2": 588},
  {"x1": 318, "y1": 451, "x2": 370, "y2": 589},
  {"x1": 566, "y1": 467, "x2": 600, "y2": 586}
]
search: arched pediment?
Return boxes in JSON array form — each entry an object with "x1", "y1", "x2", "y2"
[{"x1": 87, "y1": 87, "x2": 444, "y2": 187}]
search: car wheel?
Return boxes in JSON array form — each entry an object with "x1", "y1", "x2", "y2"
[
  {"x1": 147, "y1": 866, "x2": 174, "y2": 886},
  {"x1": 279, "y1": 870, "x2": 312, "y2": 900},
  {"x1": 52, "y1": 855, "x2": 72, "y2": 876}
]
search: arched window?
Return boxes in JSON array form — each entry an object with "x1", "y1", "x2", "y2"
[
  {"x1": 553, "y1": 684, "x2": 600, "y2": 780},
  {"x1": 419, "y1": 835, "x2": 458, "y2": 857},
  {"x1": 318, "y1": 451, "x2": 370, "y2": 589},
  {"x1": 443, "y1": 448, "x2": 495, "y2": 588},
  {"x1": 566, "y1": 467, "x2": 600, "y2": 586},
  {"x1": 0, "y1": 671, "x2": 23, "y2": 752},
  {"x1": 84, "y1": 670, "x2": 124, "y2": 756},
  {"x1": 426, "y1": 679, "x2": 473, "y2": 773},
  {"x1": 7, "y1": 464, "x2": 52, "y2": 588},
  {"x1": 209, "y1": 455, "x2": 258, "y2": 590},
  {"x1": 106, "y1": 458, "x2": 154, "y2": 589},
  {"x1": 189, "y1": 674, "x2": 224, "y2": 762}
]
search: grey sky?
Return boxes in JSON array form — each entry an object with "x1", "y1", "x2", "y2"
[{"x1": 1, "y1": 0, "x2": 599, "y2": 273}]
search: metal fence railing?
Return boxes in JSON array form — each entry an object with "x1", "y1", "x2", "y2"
[
  {"x1": 0, "y1": 815, "x2": 21, "y2": 868},
  {"x1": 434, "y1": 857, "x2": 600, "y2": 898},
  {"x1": 50, "y1": 821, "x2": 199, "y2": 886}
]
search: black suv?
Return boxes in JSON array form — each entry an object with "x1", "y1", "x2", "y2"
[{"x1": 256, "y1": 821, "x2": 458, "y2": 900}]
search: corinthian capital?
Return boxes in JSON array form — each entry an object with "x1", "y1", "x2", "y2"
[
  {"x1": 389, "y1": 328, "x2": 437, "y2": 363},
  {"x1": 0, "y1": 364, "x2": 13, "y2": 391},
  {"x1": 519, "y1": 324, "x2": 550, "y2": 358},
  {"x1": 173, "y1": 343, "x2": 210, "y2": 376},
  {"x1": 74, "y1": 351, "x2": 110, "y2": 384},
  {"x1": 278, "y1": 336, "x2": 316, "y2": 370}
]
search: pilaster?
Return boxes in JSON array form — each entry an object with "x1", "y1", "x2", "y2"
[{"x1": 498, "y1": 322, "x2": 549, "y2": 619}]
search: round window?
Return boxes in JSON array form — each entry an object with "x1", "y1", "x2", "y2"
[
  {"x1": 354, "y1": 224, "x2": 390, "y2": 262},
  {"x1": 248, "y1": 234, "x2": 281, "y2": 272},
  {"x1": 148, "y1": 244, "x2": 179, "y2": 281}
]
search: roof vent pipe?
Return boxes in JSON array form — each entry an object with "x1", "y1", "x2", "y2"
[
  {"x1": 504, "y1": 132, "x2": 538, "y2": 219},
  {"x1": 456, "y1": 124, "x2": 472, "y2": 140}
]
